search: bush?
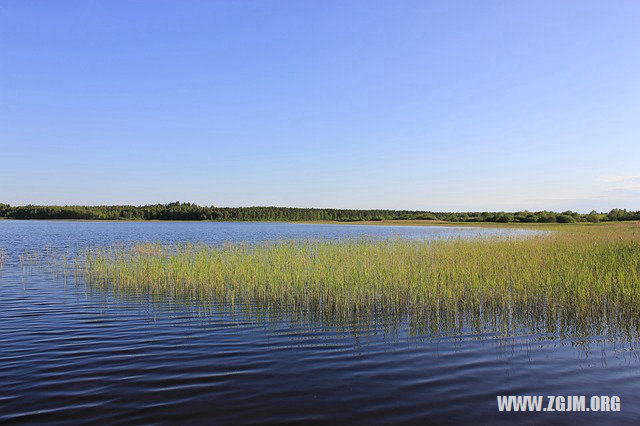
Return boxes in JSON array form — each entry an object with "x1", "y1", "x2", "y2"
[
  {"x1": 557, "y1": 214, "x2": 576, "y2": 223},
  {"x1": 495, "y1": 213, "x2": 513, "y2": 223}
]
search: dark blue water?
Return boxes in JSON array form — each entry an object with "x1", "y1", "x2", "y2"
[{"x1": 1, "y1": 221, "x2": 638, "y2": 424}]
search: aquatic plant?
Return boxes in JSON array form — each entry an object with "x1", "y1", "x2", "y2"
[{"x1": 74, "y1": 223, "x2": 640, "y2": 337}]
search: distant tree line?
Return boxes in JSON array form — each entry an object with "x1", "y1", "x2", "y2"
[{"x1": 1, "y1": 202, "x2": 639, "y2": 223}]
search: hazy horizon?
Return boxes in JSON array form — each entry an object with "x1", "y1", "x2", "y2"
[{"x1": 2, "y1": 1, "x2": 639, "y2": 212}]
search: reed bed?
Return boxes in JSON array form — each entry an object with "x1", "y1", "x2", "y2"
[{"x1": 75, "y1": 224, "x2": 640, "y2": 337}]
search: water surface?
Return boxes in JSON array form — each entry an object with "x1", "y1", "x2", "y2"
[{"x1": 0, "y1": 220, "x2": 637, "y2": 424}]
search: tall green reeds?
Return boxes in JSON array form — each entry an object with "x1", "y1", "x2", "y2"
[{"x1": 75, "y1": 224, "x2": 640, "y2": 337}]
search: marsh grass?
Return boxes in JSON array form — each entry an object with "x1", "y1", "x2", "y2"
[
  {"x1": 75, "y1": 223, "x2": 640, "y2": 338},
  {"x1": 15, "y1": 247, "x2": 71, "y2": 286}
]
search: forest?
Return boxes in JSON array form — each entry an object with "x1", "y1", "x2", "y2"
[{"x1": 1, "y1": 202, "x2": 638, "y2": 223}]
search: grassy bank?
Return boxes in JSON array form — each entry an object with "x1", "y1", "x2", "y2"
[
  {"x1": 297, "y1": 219, "x2": 591, "y2": 229},
  {"x1": 75, "y1": 223, "x2": 640, "y2": 336}
]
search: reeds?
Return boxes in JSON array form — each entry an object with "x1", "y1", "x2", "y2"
[{"x1": 75, "y1": 223, "x2": 640, "y2": 337}]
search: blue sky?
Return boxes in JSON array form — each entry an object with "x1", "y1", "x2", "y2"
[{"x1": 1, "y1": 1, "x2": 639, "y2": 212}]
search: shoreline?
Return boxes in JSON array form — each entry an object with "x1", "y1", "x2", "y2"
[{"x1": 2, "y1": 217, "x2": 637, "y2": 231}]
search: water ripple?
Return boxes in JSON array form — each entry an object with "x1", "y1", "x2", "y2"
[{"x1": 0, "y1": 221, "x2": 636, "y2": 424}]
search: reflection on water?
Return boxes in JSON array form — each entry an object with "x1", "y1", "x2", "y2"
[{"x1": 1, "y1": 221, "x2": 639, "y2": 424}]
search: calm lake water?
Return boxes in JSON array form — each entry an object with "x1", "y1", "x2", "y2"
[{"x1": 1, "y1": 220, "x2": 638, "y2": 424}]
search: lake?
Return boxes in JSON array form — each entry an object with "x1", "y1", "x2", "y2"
[{"x1": 0, "y1": 220, "x2": 637, "y2": 424}]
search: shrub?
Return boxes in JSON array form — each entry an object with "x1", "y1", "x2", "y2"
[{"x1": 557, "y1": 214, "x2": 576, "y2": 223}]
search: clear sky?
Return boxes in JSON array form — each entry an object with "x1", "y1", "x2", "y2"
[{"x1": 1, "y1": 1, "x2": 639, "y2": 212}]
